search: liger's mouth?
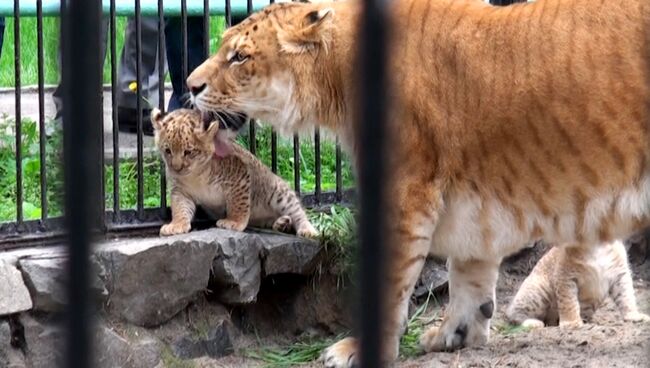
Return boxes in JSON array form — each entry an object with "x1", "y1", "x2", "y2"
[{"x1": 201, "y1": 110, "x2": 249, "y2": 132}]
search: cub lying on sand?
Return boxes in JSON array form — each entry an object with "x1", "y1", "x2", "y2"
[
  {"x1": 507, "y1": 240, "x2": 650, "y2": 328},
  {"x1": 152, "y1": 108, "x2": 318, "y2": 238}
]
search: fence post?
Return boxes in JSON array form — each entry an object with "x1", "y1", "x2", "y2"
[
  {"x1": 61, "y1": 0, "x2": 103, "y2": 366},
  {"x1": 358, "y1": 0, "x2": 389, "y2": 366}
]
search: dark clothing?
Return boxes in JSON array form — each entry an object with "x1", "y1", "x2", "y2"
[{"x1": 0, "y1": 17, "x2": 5, "y2": 60}]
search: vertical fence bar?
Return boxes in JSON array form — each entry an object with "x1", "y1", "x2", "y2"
[
  {"x1": 203, "y1": 0, "x2": 210, "y2": 58},
  {"x1": 293, "y1": 135, "x2": 300, "y2": 196},
  {"x1": 37, "y1": 0, "x2": 48, "y2": 221},
  {"x1": 158, "y1": 0, "x2": 167, "y2": 213},
  {"x1": 110, "y1": 0, "x2": 120, "y2": 221},
  {"x1": 269, "y1": 0, "x2": 277, "y2": 173},
  {"x1": 335, "y1": 138, "x2": 342, "y2": 201},
  {"x1": 358, "y1": 0, "x2": 389, "y2": 365},
  {"x1": 246, "y1": 0, "x2": 256, "y2": 155},
  {"x1": 181, "y1": 0, "x2": 188, "y2": 86},
  {"x1": 314, "y1": 128, "x2": 321, "y2": 203},
  {"x1": 225, "y1": 0, "x2": 232, "y2": 27},
  {"x1": 61, "y1": 0, "x2": 103, "y2": 364},
  {"x1": 135, "y1": 0, "x2": 145, "y2": 219},
  {"x1": 13, "y1": 0, "x2": 23, "y2": 225}
]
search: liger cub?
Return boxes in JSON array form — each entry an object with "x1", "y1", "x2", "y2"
[
  {"x1": 151, "y1": 108, "x2": 318, "y2": 238},
  {"x1": 507, "y1": 240, "x2": 650, "y2": 329}
]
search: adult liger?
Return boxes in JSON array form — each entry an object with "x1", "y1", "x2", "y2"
[{"x1": 187, "y1": 0, "x2": 650, "y2": 365}]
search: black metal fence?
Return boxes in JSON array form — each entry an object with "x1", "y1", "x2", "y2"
[{"x1": 0, "y1": 0, "x2": 355, "y2": 250}]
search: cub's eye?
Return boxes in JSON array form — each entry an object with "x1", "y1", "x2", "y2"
[
  {"x1": 164, "y1": 148, "x2": 171, "y2": 155},
  {"x1": 183, "y1": 150, "x2": 191, "y2": 156},
  {"x1": 229, "y1": 51, "x2": 248, "y2": 64}
]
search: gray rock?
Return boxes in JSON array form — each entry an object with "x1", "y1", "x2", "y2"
[
  {"x1": 95, "y1": 325, "x2": 161, "y2": 368},
  {"x1": 21, "y1": 314, "x2": 63, "y2": 368},
  {"x1": 211, "y1": 238, "x2": 262, "y2": 304},
  {"x1": 258, "y1": 231, "x2": 322, "y2": 275},
  {"x1": 0, "y1": 260, "x2": 33, "y2": 316},
  {"x1": 413, "y1": 258, "x2": 449, "y2": 299},
  {"x1": 93, "y1": 230, "x2": 227, "y2": 327},
  {"x1": 171, "y1": 319, "x2": 234, "y2": 359},
  {"x1": 18, "y1": 256, "x2": 67, "y2": 312},
  {"x1": 16, "y1": 255, "x2": 110, "y2": 312}
]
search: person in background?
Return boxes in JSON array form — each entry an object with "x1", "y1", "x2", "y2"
[
  {"x1": 53, "y1": 17, "x2": 163, "y2": 136},
  {"x1": 165, "y1": 13, "x2": 248, "y2": 112},
  {"x1": 0, "y1": 17, "x2": 5, "y2": 60}
]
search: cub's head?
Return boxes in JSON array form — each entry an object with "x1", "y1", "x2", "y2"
[
  {"x1": 151, "y1": 108, "x2": 229, "y2": 177},
  {"x1": 187, "y1": 1, "x2": 338, "y2": 135}
]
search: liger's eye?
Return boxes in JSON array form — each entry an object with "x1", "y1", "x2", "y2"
[
  {"x1": 229, "y1": 51, "x2": 248, "y2": 64},
  {"x1": 184, "y1": 150, "x2": 191, "y2": 156},
  {"x1": 164, "y1": 148, "x2": 171, "y2": 155}
]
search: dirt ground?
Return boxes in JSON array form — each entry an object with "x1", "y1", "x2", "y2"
[{"x1": 200, "y1": 241, "x2": 650, "y2": 368}]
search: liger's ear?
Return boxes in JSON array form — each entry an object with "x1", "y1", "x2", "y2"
[
  {"x1": 278, "y1": 7, "x2": 335, "y2": 54},
  {"x1": 151, "y1": 108, "x2": 165, "y2": 131},
  {"x1": 204, "y1": 121, "x2": 220, "y2": 139}
]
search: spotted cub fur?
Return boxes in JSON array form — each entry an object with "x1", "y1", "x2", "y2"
[
  {"x1": 506, "y1": 240, "x2": 650, "y2": 329},
  {"x1": 151, "y1": 108, "x2": 318, "y2": 238}
]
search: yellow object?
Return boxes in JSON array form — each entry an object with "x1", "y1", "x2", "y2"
[{"x1": 129, "y1": 81, "x2": 138, "y2": 92}]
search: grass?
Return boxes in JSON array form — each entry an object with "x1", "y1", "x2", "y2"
[
  {"x1": 493, "y1": 321, "x2": 532, "y2": 336},
  {"x1": 0, "y1": 16, "x2": 227, "y2": 87},
  {"x1": 244, "y1": 292, "x2": 441, "y2": 367},
  {"x1": 245, "y1": 335, "x2": 344, "y2": 368},
  {"x1": 160, "y1": 346, "x2": 196, "y2": 368},
  {"x1": 0, "y1": 118, "x2": 355, "y2": 223}
]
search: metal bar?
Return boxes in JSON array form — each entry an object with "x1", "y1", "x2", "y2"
[
  {"x1": 0, "y1": 0, "x2": 269, "y2": 17},
  {"x1": 271, "y1": 131, "x2": 278, "y2": 173},
  {"x1": 158, "y1": 0, "x2": 167, "y2": 213},
  {"x1": 111, "y1": 0, "x2": 120, "y2": 221},
  {"x1": 37, "y1": 0, "x2": 48, "y2": 220},
  {"x1": 203, "y1": 0, "x2": 209, "y2": 58},
  {"x1": 358, "y1": 0, "x2": 389, "y2": 365},
  {"x1": 225, "y1": 0, "x2": 231, "y2": 27},
  {"x1": 314, "y1": 128, "x2": 321, "y2": 204},
  {"x1": 61, "y1": 0, "x2": 103, "y2": 365},
  {"x1": 181, "y1": 0, "x2": 188, "y2": 88},
  {"x1": 136, "y1": 0, "x2": 145, "y2": 219},
  {"x1": 335, "y1": 137, "x2": 342, "y2": 201},
  {"x1": 14, "y1": 0, "x2": 23, "y2": 225},
  {"x1": 293, "y1": 134, "x2": 300, "y2": 196}
]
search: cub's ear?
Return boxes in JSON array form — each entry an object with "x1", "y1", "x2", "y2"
[
  {"x1": 204, "y1": 121, "x2": 220, "y2": 139},
  {"x1": 278, "y1": 7, "x2": 334, "y2": 54},
  {"x1": 151, "y1": 108, "x2": 165, "y2": 131}
]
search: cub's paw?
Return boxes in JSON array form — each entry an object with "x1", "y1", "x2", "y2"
[
  {"x1": 521, "y1": 318, "x2": 545, "y2": 329},
  {"x1": 216, "y1": 219, "x2": 247, "y2": 232},
  {"x1": 624, "y1": 312, "x2": 650, "y2": 323},
  {"x1": 559, "y1": 319, "x2": 583, "y2": 329},
  {"x1": 272, "y1": 215, "x2": 293, "y2": 233},
  {"x1": 319, "y1": 337, "x2": 358, "y2": 368},
  {"x1": 160, "y1": 222, "x2": 191, "y2": 236},
  {"x1": 297, "y1": 223, "x2": 319, "y2": 239}
]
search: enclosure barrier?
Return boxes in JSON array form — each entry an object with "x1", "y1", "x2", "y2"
[
  {"x1": 0, "y1": 0, "x2": 354, "y2": 249},
  {"x1": 3, "y1": 0, "x2": 542, "y2": 368}
]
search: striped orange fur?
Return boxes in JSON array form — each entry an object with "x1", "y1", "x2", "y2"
[{"x1": 187, "y1": 0, "x2": 650, "y2": 365}]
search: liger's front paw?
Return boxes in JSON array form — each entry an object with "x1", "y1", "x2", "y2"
[
  {"x1": 624, "y1": 312, "x2": 650, "y2": 323},
  {"x1": 319, "y1": 337, "x2": 358, "y2": 368},
  {"x1": 420, "y1": 314, "x2": 490, "y2": 352},
  {"x1": 272, "y1": 215, "x2": 293, "y2": 233},
  {"x1": 559, "y1": 319, "x2": 583, "y2": 329},
  {"x1": 216, "y1": 219, "x2": 247, "y2": 232},
  {"x1": 297, "y1": 223, "x2": 319, "y2": 239},
  {"x1": 160, "y1": 222, "x2": 191, "y2": 236}
]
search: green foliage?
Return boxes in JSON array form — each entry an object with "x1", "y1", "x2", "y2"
[
  {"x1": 399, "y1": 292, "x2": 440, "y2": 359},
  {"x1": 245, "y1": 335, "x2": 344, "y2": 368},
  {"x1": 493, "y1": 322, "x2": 532, "y2": 336}
]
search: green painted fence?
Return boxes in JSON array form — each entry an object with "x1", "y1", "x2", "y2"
[{"x1": 0, "y1": 0, "x2": 277, "y2": 17}]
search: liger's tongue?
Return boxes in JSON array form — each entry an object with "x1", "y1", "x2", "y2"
[{"x1": 213, "y1": 131, "x2": 234, "y2": 158}]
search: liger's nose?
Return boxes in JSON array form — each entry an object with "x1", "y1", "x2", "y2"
[{"x1": 189, "y1": 83, "x2": 207, "y2": 96}]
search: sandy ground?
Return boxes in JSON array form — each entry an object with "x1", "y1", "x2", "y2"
[{"x1": 203, "y1": 243, "x2": 650, "y2": 368}]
